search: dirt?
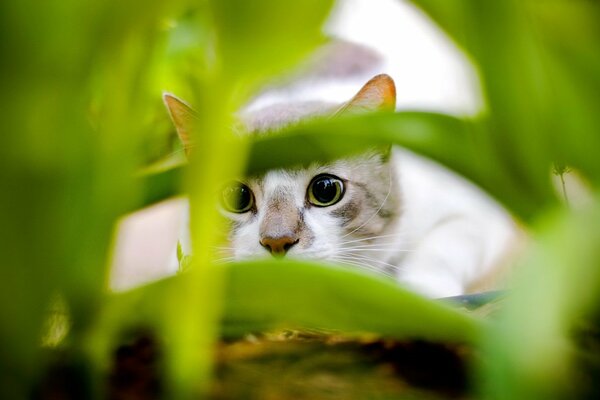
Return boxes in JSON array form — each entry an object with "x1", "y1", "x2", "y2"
[{"x1": 105, "y1": 330, "x2": 472, "y2": 400}]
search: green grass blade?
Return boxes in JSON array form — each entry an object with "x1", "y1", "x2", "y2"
[{"x1": 222, "y1": 259, "x2": 483, "y2": 343}]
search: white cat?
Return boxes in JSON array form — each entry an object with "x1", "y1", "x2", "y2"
[{"x1": 163, "y1": 74, "x2": 516, "y2": 298}]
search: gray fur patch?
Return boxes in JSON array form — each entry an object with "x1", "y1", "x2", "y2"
[
  {"x1": 331, "y1": 199, "x2": 361, "y2": 226},
  {"x1": 354, "y1": 182, "x2": 382, "y2": 210},
  {"x1": 239, "y1": 102, "x2": 337, "y2": 134}
]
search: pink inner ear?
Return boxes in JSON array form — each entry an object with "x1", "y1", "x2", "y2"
[{"x1": 339, "y1": 74, "x2": 397, "y2": 114}]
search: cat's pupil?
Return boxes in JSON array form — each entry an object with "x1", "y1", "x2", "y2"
[
  {"x1": 309, "y1": 175, "x2": 344, "y2": 206},
  {"x1": 314, "y1": 178, "x2": 337, "y2": 203},
  {"x1": 222, "y1": 183, "x2": 253, "y2": 213}
]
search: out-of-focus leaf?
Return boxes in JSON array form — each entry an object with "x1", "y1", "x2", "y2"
[
  {"x1": 412, "y1": 1, "x2": 559, "y2": 208},
  {"x1": 0, "y1": 0, "x2": 174, "y2": 396},
  {"x1": 246, "y1": 112, "x2": 555, "y2": 221},
  {"x1": 479, "y1": 198, "x2": 600, "y2": 399},
  {"x1": 245, "y1": 112, "x2": 470, "y2": 174},
  {"x1": 135, "y1": 111, "x2": 556, "y2": 221},
  {"x1": 524, "y1": 1, "x2": 600, "y2": 184},
  {"x1": 139, "y1": 164, "x2": 185, "y2": 208},
  {"x1": 88, "y1": 259, "x2": 482, "y2": 364},
  {"x1": 211, "y1": 0, "x2": 334, "y2": 90},
  {"x1": 413, "y1": 0, "x2": 600, "y2": 187},
  {"x1": 222, "y1": 260, "x2": 483, "y2": 343}
]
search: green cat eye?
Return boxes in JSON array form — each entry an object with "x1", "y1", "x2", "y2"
[
  {"x1": 221, "y1": 182, "x2": 254, "y2": 213},
  {"x1": 307, "y1": 174, "x2": 345, "y2": 207}
]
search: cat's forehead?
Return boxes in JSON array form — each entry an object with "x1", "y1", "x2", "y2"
[{"x1": 237, "y1": 101, "x2": 337, "y2": 134}]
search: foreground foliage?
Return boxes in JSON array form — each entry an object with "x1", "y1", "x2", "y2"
[{"x1": 1, "y1": 0, "x2": 600, "y2": 398}]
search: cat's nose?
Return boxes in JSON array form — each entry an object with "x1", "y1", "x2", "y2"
[{"x1": 260, "y1": 236, "x2": 299, "y2": 257}]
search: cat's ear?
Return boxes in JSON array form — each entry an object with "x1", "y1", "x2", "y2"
[
  {"x1": 336, "y1": 74, "x2": 396, "y2": 115},
  {"x1": 163, "y1": 93, "x2": 198, "y2": 154}
]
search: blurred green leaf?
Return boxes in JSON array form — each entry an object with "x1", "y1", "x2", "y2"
[
  {"x1": 412, "y1": 1, "x2": 559, "y2": 208},
  {"x1": 245, "y1": 112, "x2": 543, "y2": 218},
  {"x1": 89, "y1": 259, "x2": 482, "y2": 357},
  {"x1": 135, "y1": 110, "x2": 555, "y2": 221},
  {"x1": 222, "y1": 259, "x2": 483, "y2": 343},
  {"x1": 139, "y1": 164, "x2": 185, "y2": 208},
  {"x1": 211, "y1": 0, "x2": 334, "y2": 91},
  {"x1": 525, "y1": 1, "x2": 600, "y2": 184},
  {"x1": 0, "y1": 0, "x2": 173, "y2": 395},
  {"x1": 480, "y1": 197, "x2": 600, "y2": 399}
]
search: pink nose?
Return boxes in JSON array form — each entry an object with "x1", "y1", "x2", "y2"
[{"x1": 260, "y1": 236, "x2": 299, "y2": 257}]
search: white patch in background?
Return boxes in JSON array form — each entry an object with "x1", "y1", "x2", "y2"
[
  {"x1": 109, "y1": 198, "x2": 187, "y2": 291},
  {"x1": 325, "y1": 0, "x2": 482, "y2": 115}
]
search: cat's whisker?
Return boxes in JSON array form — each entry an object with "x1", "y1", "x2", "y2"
[
  {"x1": 332, "y1": 257, "x2": 388, "y2": 275},
  {"x1": 289, "y1": 250, "x2": 330, "y2": 260},
  {"x1": 334, "y1": 253, "x2": 400, "y2": 275},
  {"x1": 334, "y1": 255, "x2": 382, "y2": 267},
  {"x1": 343, "y1": 249, "x2": 411, "y2": 253},
  {"x1": 212, "y1": 245, "x2": 236, "y2": 256},
  {"x1": 341, "y1": 244, "x2": 413, "y2": 253},
  {"x1": 340, "y1": 241, "x2": 403, "y2": 248},
  {"x1": 213, "y1": 256, "x2": 236, "y2": 264},
  {"x1": 163, "y1": 146, "x2": 192, "y2": 159},
  {"x1": 212, "y1": 244, "x2": 235, "y2": 249},
  {"x1": 213, "y1": 246, "x2": 235, "y2": 251},
  {"x1": 341, "y1": 243, "x2": 413, "y2": 250},
  {"x1": 337, "y1": 233, "x2": 407, "y2": 246},
  {"x1": 342, "y1": 254, "x2": 400, "y2": 272},
  {"x1": 213, "y1": 251, "x2": 234, "y2": 257},
  {"x1": 161, "y1": 142, "x2": 204, "y2": 160},
  {"x1": 340, "y1": 244, "x2": 399, "y2": 251},
  {"x1": 332, "y1": 258, "x2": 396, "y2": 279}
]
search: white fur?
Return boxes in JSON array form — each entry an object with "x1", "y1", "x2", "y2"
[{"x1": 389, "y1": 149, "x2": 515, "y2": 296}]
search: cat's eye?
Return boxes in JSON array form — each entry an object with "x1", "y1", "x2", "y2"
[
  {"x1": 221, "y1": 182, "x2": 254, "y2": 213},
  {"x1": 307, "y1": 174, "x2": 345, "y2": 207}
]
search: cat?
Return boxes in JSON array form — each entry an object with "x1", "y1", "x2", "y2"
[{"x1": 163, "y1": 74, "x2": 516, "y2": 298}]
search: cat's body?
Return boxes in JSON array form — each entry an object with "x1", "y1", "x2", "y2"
[{"x1": 164, "y1": 74, "x2": 516, "y2": 298}]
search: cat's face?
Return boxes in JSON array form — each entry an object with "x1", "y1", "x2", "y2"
[
  {"x1": 220, "y1": 151, "x2": 398, "y2": 264},
  {"x1": 164, "y1": 74, "x2": 400, "y2": 271}
]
